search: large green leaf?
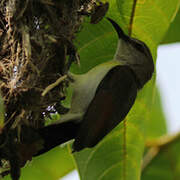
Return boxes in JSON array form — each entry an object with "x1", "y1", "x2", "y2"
[
  {"x1": 72, "y1": 0, "x2": 180, "y2": 75},
  {"x1": 71, "y1": 0, "x2": 180, "y2": 180},
  {"x1": 4, "y1": 146, "x2": 75, "y2": 180},
  {"x1": 142, "y1": 134, "x2": 180, "y2": 180},
  {"x1": 162, "y1": 7, "x2": 180, "y2": 44},
  {"x1": 73, "y1": 83, "x2": 166, "y2": 180}
]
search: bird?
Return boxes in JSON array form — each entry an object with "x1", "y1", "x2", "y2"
[{"x1": 34, "y1": 18, "x2": 154, "y2": 156}]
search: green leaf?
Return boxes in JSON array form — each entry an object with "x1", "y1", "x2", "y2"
[
  {"x1": 74, "y1": 121, "x2": 144, "y2": 180},
  {"x1": 73, "y1": 82, "x2": 166, "y2": 180},
  {"x1": 70, "y1": 0, "x2": 179, "y2": 180},
  {"x1": 72, "y1": 0, "x2": 180, "y2": 75},
  {"x1": 162, "y1": 8, "x2": 180, "y2": 44},
  {"x1": 131, "y1": 83, "x2": 167, "y2": 139},
  {"x1": 142, "y1": 134, "x2": 180, "y2": 180},
  {"x1": 4, "y1": 146, "x2": 75, "y2": 180},
  {"x1": 144, "y1": 86, "x2": 167, "y2": 138}
]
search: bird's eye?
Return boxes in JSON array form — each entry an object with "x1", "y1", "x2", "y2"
[
  {"x1": 131, "y1": 39, "x2": 145, "y2": 52},
  {"x1": 131, "y1": 38, "x2": 151, "y2": 57}
]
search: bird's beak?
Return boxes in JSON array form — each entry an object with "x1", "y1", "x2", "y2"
[{"x1": 106, "y1": 18, "x2": 128, "y2": 41}]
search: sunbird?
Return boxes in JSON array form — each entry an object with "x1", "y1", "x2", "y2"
[{"x1": 34, "y1": 18, "x2": 154, "y2": 156}]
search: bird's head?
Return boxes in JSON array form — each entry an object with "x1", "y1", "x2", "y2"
[{"x1": 107, "y1": 18, "x2": 154, "y2": 88}]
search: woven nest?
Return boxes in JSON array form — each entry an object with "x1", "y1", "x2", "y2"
[
  {"x1": 0, "y1": 0, "x2": 98, "y2": 130},
  {"x1": 0, "y1": 0, "x2": 108, "y2": 179}
]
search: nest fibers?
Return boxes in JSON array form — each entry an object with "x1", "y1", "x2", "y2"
[
  {"x1": 0, "y1": 0, "x2": 97, "y2": 130},
  {"x1": 0, "y1": 1, "x2": 110, "y2": 179}
]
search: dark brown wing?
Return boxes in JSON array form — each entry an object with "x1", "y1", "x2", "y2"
[{"x1": 73, "y1": 65, "x2": 138, "y2": 151}]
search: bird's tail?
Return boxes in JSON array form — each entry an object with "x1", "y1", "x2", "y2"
[{"x1": 34, "y1": 121, "x2": 79, "y2": 156}]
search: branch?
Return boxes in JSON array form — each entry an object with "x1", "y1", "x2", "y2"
[{"x1": 142, "y1": 132, "x2": 180, "y2": 171}]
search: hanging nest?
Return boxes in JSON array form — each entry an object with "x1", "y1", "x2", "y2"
[
  {"x1": 0, "y1": 0, "x2": 93, "y2": 131},
  {"x1": 0, "y1": 0, "x2": 109, "y2": 179}
]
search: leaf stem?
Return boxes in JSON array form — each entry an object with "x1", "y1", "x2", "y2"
[
  {"x1": 123, "y1": 118, "x2": 127, "y2": 180},
  {"x1": 129, "y1": 0, "x2": 138, "y2": 36}
]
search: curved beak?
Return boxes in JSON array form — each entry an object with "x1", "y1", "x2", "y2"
[{"x1": 106, "y1": 18, "x2": 128, "y2": 41}]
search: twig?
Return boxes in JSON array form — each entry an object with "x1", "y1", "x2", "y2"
[
  {"x1": 141, "y1": 146, "x2": 159, "y2": 171},
  {"x1": 146, "y1": 132, "x2": 180, "y2": 148},
  {"x1": 41, "y1": 75, "x2": 67, "y2": 96},
  {"x1": 142, "y1": 132, "x2": 180, "y2": 171}
]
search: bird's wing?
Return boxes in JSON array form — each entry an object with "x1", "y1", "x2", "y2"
[{"x1": 73, "y1": 65, "x2": 138, "y2": 151}]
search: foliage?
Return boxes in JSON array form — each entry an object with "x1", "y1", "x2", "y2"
[
  {"x1": 142, "y1": 133, "x2": 180, "y2": 180},
  {"x1": 162, "y1": 8, "x2": 180, "y2": 44},
  {"x1": 71, "y1": 0, "x2": 180, "y2": 179}
]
